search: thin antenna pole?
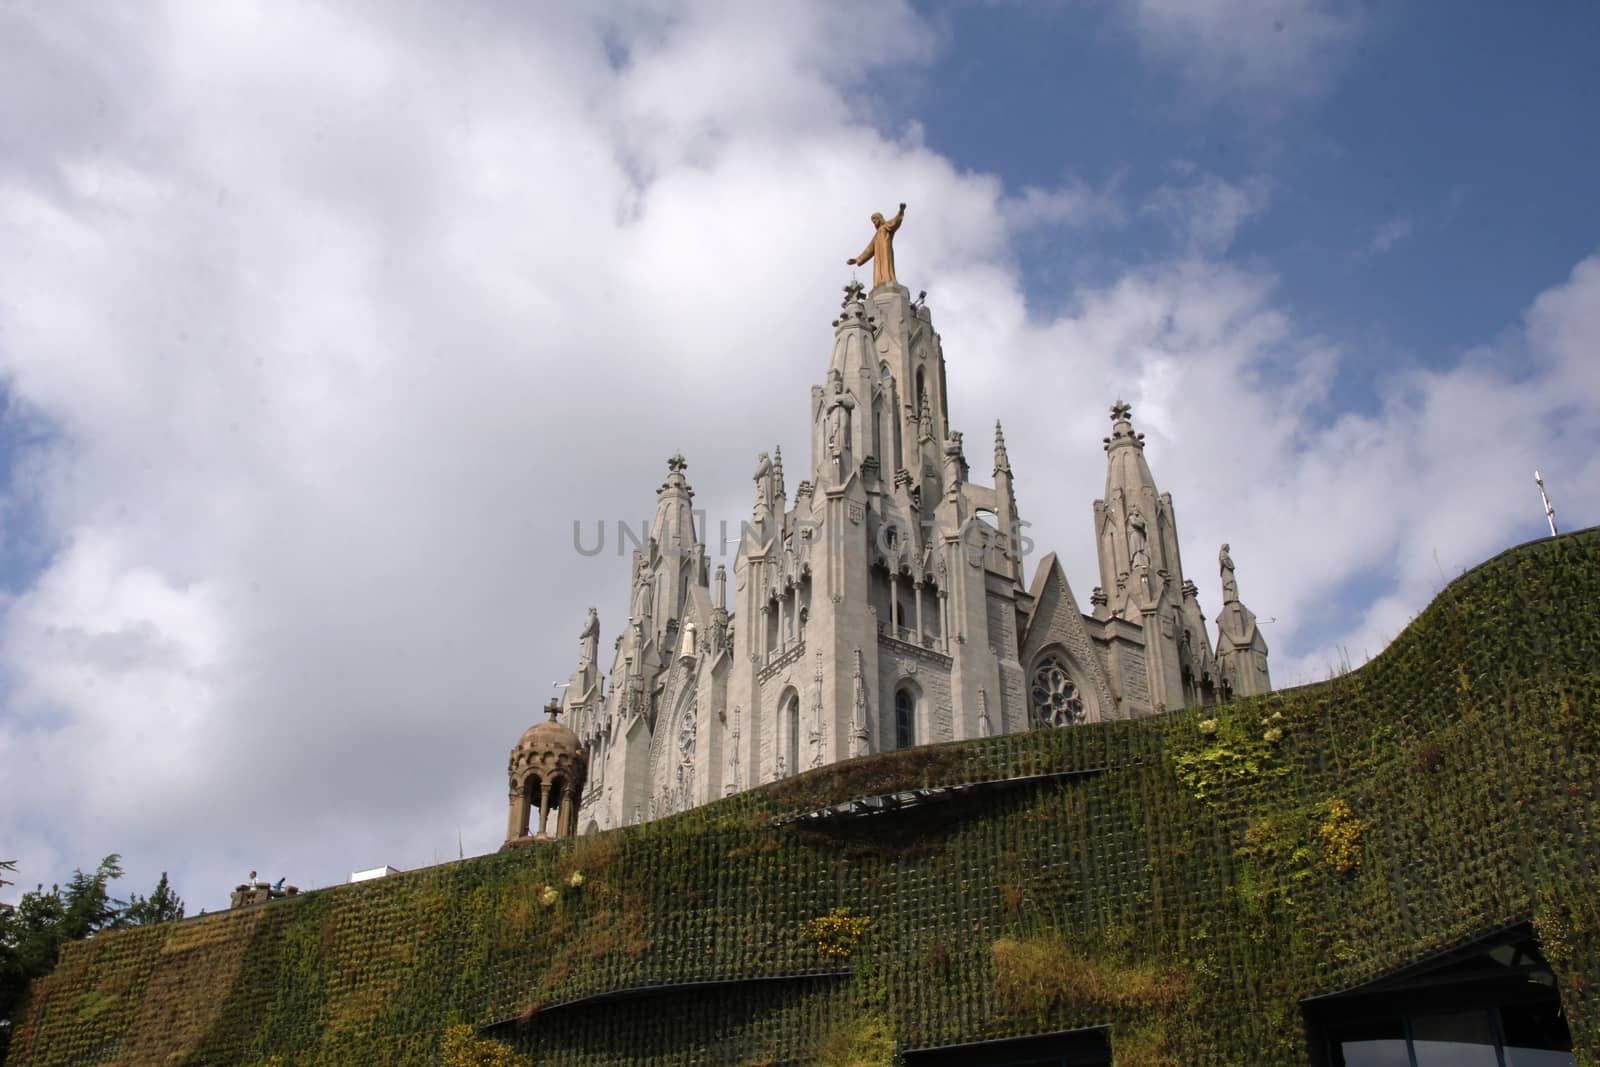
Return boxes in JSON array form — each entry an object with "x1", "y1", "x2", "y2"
[{"x1": 1535, "y1": 470, "x2": 1558, "y2": 536}]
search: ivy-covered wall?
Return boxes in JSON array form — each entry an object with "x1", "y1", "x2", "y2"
[{"x1": 11, "y1": 529, "x2": 1600, "y2": 1066}]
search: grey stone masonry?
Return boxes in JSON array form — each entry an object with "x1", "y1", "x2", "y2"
[{"x1": 554, "y1": 279, "x2": 1270, "y2": 832}]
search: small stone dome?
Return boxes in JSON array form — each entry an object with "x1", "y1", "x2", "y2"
[
  {"x1": 503, "y1": 698, "x2": 590, "y2": 848},
  {"x1": 516, "y1": 710, "x2": 581, "y2": 758},
  {"x1": 508, "y1": 699, "x2": 585, "y2": 778}
]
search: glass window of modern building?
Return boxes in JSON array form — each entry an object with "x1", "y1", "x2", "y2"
[{"x1": 1307, "y1": 926, "x2": 1574, "y2": 1067}]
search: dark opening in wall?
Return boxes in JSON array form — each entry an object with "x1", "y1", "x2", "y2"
[
  {"x1": 902, "y1": 1024, "x2": 1112, "y2": 1066},
  {"x1": 1304, "y1": 924, "x2": 1574, "y2": 1067}
]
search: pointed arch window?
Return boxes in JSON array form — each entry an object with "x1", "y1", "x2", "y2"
[
  {"x1": 782, "y1": 690, "x2": 800, "y2": 777},
  {"x1": 895, "y1": 688, "x2": 915, "y2": 749}
]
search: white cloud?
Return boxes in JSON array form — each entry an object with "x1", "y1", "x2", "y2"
[
  {"x1": 1369, "y1": 216, "x2": 1414, "y2": 254},
  {"x1": 970, "y1": 252, "x2": 1600, "y2": 686},
  {"x1": 1000, "y1": 178, "x2": 1126, "y2": 232},
  {"x1": 1118, "y1": 0, "x2": 1363, "y2": 98},
  {"x1": 0, "y1": 0, "x2": 983, "y2": 904},
  {"x1": 1143, "y1": 170, "x2": 1273, "y2": 253},
  {"x1": 0, "y1": 0, "x2": 1595, "y2": 912}
]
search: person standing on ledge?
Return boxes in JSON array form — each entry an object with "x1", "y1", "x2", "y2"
[{"x1": 847, "y1": 202, "x2": 907, "y2": 288}]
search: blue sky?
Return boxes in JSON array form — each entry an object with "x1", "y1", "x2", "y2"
[
  {"x1": 893, "y1": 0, "x2": 1600, "y2": 652},
  {"x1": 0, "y1": 0, "x2": 1596, "y2": 909},
  {"x1": 909, "y1": 1, "x2": 1600, "y2": 372}
]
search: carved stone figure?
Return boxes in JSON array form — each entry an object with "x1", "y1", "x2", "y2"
[
  {"x1": 632, "y1": 573, "x2": 653, "y2": 623},
  {"x1": 1127, "y1": 505, "x2": 1149, "y2": 569},
  {"x1": 752, "y1": 451, "x2": 773, "y2": 529},
  {"x1": 943, "y1": 432, "x2": 964, "y2": 494},
  {"x1": 823, "y1": 372, "x2": 857, "y2": 482},
  {"x1": 578, "y1": 607, "x2": 599, "y2": 669},
  {"x1": 677, "y1": 703, "x2": 696, "y2": 765},
  {"x1": 1220, "y1": 543, "x2": 1238, "y2": 604},
  {"x1": 846, "y1": 203, "x2": 907, "y2": 288},
  {"x1": 850, "y1": 648, "x2": 871, "y2": 757}
]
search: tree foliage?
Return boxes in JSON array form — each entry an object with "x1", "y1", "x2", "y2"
[
  {"x1": 123, "y1": 873, "x2": 185, "y2": 928},
  {"x1": 0, "y1": 856, "x2": 184, "y2": 1033}
]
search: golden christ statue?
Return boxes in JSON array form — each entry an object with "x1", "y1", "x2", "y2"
[{"x1": 847, "y1": 202, "x2": 907, "y2": 288}]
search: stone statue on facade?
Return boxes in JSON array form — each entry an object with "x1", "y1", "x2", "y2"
[
  {"x1": 823, "y1": 371, "x2": 857, "y2": 483},
  {"x1": 1220, "y1": 543, "x2": 1238, "y2": 604},
  {"x1": 751, "y1": 451, "x2": 773, "y2": 532},
  {"x1": 850, "y1": 648, "x2": 871, "y2": 757},
  {"x1": 846, "y1": 203, "x2": 907, "y2": 288},
  {"x1": 578, "y1": 606, "x2": 599, "y2": 669},
  {"x1": 632, "y1": 572, "x2": 653, "y2": 626},
  {"x1": 1126, "y1": 505, "x2": 1150, "y2": 570},
  {"x1": 943, "y1": 431, "x2": 964, "y2": 495}
]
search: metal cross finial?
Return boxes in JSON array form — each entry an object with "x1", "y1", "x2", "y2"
[
  {"x1": 544, "y1": 697, "x2": 564, "y2": 722},
  {"x1": 842, "y1": 279, "x2": 866, "y2": 306},
  {"x1": 1110, "y1": 400, "x2": 1132, "y2": 422},
  {"x1": 667, "y1": 453, "x2": 688, "y2": 473}
]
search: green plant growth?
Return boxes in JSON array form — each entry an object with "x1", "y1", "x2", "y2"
[
  {"x1": 6, "y1": 529, "x2": 1600, "y2": 1066},
  {"x1": 801, "y1": 908, "x2": 872, "y2": 961}
]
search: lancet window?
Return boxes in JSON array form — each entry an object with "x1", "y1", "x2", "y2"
[{"x1": 894, "y1": 688, "x2": 915, "y2": 749}]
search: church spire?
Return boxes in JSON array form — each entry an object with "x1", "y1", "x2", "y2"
[
  {"x1": 633, "y1": 452, "x2": 705, "y2": 659},
  {"x1": 1092, "y1": 399, "x2": 1207, "y2": 712},
  {"x1": 1094, "y1": 401, "x2": 1174, "y2": 604},
  {"x1": 651, "y1": 452, "x2": 698, "y2": 554},
  {"x1": 1214, "y1": 543, "x2": 1271, "y2": 698},
  {"x1": 1104, "y1": 399, "x2": 1144, "y2": 457},
  {"x1": 828, "y1": 280, "x2": 875, "y2": 382},
  {"x1": 993, "y1": 420, "x2": 1022, "y2": 584}
]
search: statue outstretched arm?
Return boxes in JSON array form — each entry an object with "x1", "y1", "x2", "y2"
[
  {"x1": 848, "y1": 238, "x2": 875, "y2": 266},
  {"x1": 886, "y1": 203, "x2": 906, "y2": 232}
]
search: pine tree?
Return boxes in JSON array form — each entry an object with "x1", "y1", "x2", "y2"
[
  {"x1": 0, "y1": 855, "x2": 162, "y2": 1027},
  {"x1": 123, "y1": 872, "x2": 185, "y2": 926},
  {"x1": 1, "y1": 879, "x2": 66, "y2": 1028},
  {"x1": 59, "y1": 855, "x2": 124, "y2": 942}
]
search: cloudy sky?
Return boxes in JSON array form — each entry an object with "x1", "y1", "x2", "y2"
[{"x1": 2, "y1": 1, "x2": 1597, "y2": 911}]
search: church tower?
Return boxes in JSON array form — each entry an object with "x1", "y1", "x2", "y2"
[
  {"x1": 1214, "y1": 544, "x2": 1272, "y2": 698},
  {"x1": 1090, "y1": 402, "x2": 1221, "y2": 713},
  {"x1": 551, "y1": 207, "x2": 1271, "y2": 834}
]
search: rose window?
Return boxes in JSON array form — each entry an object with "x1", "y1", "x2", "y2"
[{"x1": 1030, "y1": 656, "x2": 1083, "y2": 728}]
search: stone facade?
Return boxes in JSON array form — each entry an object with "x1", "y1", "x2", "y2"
[{"x1": 561, "y1": 277, "x2": 1270, "y2": 833}]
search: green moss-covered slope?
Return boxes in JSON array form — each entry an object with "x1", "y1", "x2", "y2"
[{"x1": 11, "y1": 529, "x2": 1600, "y2": 1066}]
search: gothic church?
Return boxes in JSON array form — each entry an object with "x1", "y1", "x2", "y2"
[{"x1": 512, "y1": 232, "x2": 1272, "y2": 840}]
